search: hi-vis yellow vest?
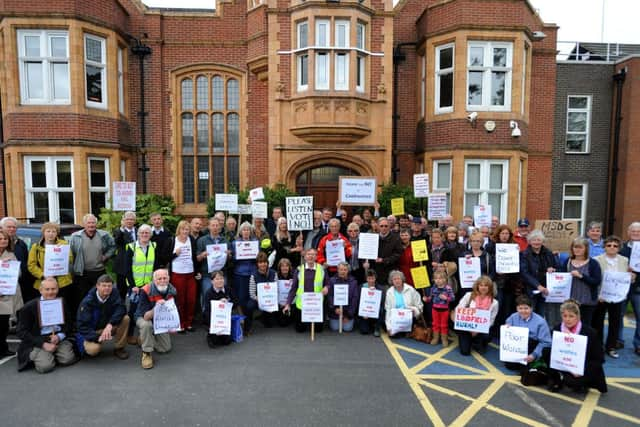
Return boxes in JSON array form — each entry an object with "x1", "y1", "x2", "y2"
[
  {"x1": 295, "y1": 265, "x2": 324, "y2": 309},
  {"x1": 127, "y1": 241, "x2": 156, "y2": 287}
]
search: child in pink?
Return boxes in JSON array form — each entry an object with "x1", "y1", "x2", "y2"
[{"x1": 426, "y1": 271, "x2": 455, "y2": 346}]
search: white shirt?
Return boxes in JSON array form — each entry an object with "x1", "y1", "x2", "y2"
[{"x1": 172, "y1": 238, "x2": 194, "y2": 274}]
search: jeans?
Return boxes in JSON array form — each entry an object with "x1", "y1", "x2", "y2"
[
  {"x1": 200, "y1": 275, "x2": 213, "y2": 314},
  {"x1": 329, "y1": 317, "x2": 354, "y2": 332}
]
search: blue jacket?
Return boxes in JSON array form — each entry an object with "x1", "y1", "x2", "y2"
[
  {"x1": 327, "y1": 274, "x2": 359, "y2": 319},
  {"x1": 76, "y1": 289, "x2": 126, "y2": 346},
  {"x1": 231, "y1": 238, "x2": 258, "y2": 277}
]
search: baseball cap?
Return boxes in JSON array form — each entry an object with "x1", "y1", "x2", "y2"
[{"x1": 517, "y1": 218, "x2": 530, "y2": 227}]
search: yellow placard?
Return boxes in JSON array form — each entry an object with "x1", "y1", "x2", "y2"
[
  {"x1": 411, "y1": 266, "x2": 431, "y2": 289},
  {"x1": 391, "y1": 198, "x2": 405, "y2": 216},
  {"x1": 410, "y1": 240, "x2": 429, "y2": 262}
]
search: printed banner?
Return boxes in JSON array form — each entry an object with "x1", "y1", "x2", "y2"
[
  {"x1": 410, "y1": 266, "x2": 431, "y2": 289},
  {"x1": 411, "y1": 239, "x2": 429, "y2": 262},
  {"x1": 206, "y1": 243, "x2": 228, "y2": 273},
  {"x1": 453, "y1": 307, "x2": 491, "y2": 334},
  {"x1": 545, "y1": 272, "x2": 572, "y2": 303},
  {"x1": 495, "y1": 244, "x2": 520, "y2": 274},
  {"x1": 333, "y1": 284, "x2": 349, "y2": 306},
  {"x1": 0, "y1": 260, "x2": 20, "y2": 295},
  {"x1": 257, "y1": 282, "x2": 278, "y2": 313},
  {"x1": 286, "y1": 196, "x2": 314, "y2": 231},
  {"x1": 413, "y1": 174, "x2": 430, "y2": 198},
  {"x1": 210, "y1": 301, "x2": 233, "y2": 335},
  {"x1": 427, "y1": 193, "x2": 447, "y2": 220},
  {"x1": 153, "y1": 299, "x2": 181, "y2": 334},
  {"x1": 235, "y1": 241, "x2": 260, "y2": 260},
  {"x1": 277, "y1": 279, "x2": 292, "y2": 306},
  {"x1": 338, "y1": 177, "x2": 377, "y2": 206},
  {"x1": 38, "y1": 298, "x2": 65, "y2": 327},
  {"x1": 112, "y1": 181, "x2": 136, "y2": 211},
  {"x1": 458, "y1": 257, "x2": 481, "y2": 289},
  {"x1": 550, "y1": 331, "x2": 587, "y2": 376},
  {"x1": 389, "y1": 308, "x2": 413, "y2": 334},
  {"x1": 473, "y1": 205, "x2": 492, "y2": 228},
  {"x1": 499, "y1": 325, "x2": 529, "y2": 365},
  {"x1": 358, "y1": 288, "x2": 382, "y2": 318},
  {"x1": 357, "y1": 233, "x2": 379, "y2": 260},
  {"x1": 301, "y1": 292, "x2": 323, "y2": 323},
  {"x1": 44, "y1": 244, "x2": 70, "y2": 277},
  {"x1": 325, "y1": 240, "x2": 346, "y2": 266}
]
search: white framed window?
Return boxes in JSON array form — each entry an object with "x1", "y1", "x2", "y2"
[
  {"x1": 521, "y1": 45, "x2": 528, "y2": 115},
  {"x1": 335, "y1": 20, "x2": 350, "y2": 48},
  {"x1": 433, "y1": 160, "x2": 452, "y2": 213},
  {"x1": 88, "y1": 157, "x2": 110, "y2": 217},
  {"x1": 24, "y1": 156, "x2": 75, "y2": 223},
  {"x1": 419, "y1": 54, "x2": 426, "y2": 118},
  {"x1": 463, "y1": 159, "x2": 509, "y2": 223},
  {"x1": 85, "y1": 34, "x2": 107, "y2": 109},
  {"x1": 316, "y1": 20, "x2": 329, "y2": 47},
  {"x1": 356, "y1": 22, "x2": 366, "y2": 93},
  {"x1": 334, "y1": 53, "x2": 349, "y2": 91},
  {"x1": 356, "y1": 23, "x2": 365, "y2": 51},
  {"x1": 120, "y1": 160, "x2": 126, "y2": 181},
  {"x1": 466, "y1": 41, "x2": 512, "y2": 111},
  {"x1": 17, "y1": 30, "x2": 70, "y2": 105},
  {"x1": 315, "y1": 52, "x2": 329, "y2": 90},
  {"x1": 562, "y1": 183, "x2": 588, "y2": 234},
  {"x1": 565, "y1": 95, "x2": 591, "y2": 153},
  {"x1": 297, "y1": 21, "x2": 309, "y2": 91},
  {"x1": 117, "y1": 47, "x2": 125, "y2": 114},
  {"x1": 435, "y1": 43, "x2": 454, "y2": 113}
]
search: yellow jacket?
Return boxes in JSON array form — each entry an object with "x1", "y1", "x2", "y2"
[{"x1": 28, "y1": 239, "x2": 74, "y2": 289}]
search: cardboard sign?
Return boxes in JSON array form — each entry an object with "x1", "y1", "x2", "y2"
[
  {"x1": 410, "y1": 266, "x2": 431, "y2": 289},
  {"x1": 257, "y1": 282, "x2": 278, "y2": 313},
  {"x1": 411, "y1": 239, "x2": 429, "y2": 262},
  {"x1": 358, "y1": 288, "x2": 382, "y2": 318},
  {"x1": 235, "y1": 241, "x2": 260, "y2": 260},
  {"x1": 550, "y1": 330, "x2": 587, "y2": 376},
  {"x1": 301, "y1": 292, "x2": 323, "y2": 323},
  {"x1": 44, "y1": 244, "x2": 70, "y2": 276},
  {"x1": 413, "y1": 174, "x2": 430, "y2": 198},
  {"x1": 630, "y1": 241, "x2": 640, "y2": 272},
  {"x1": 206, "y1": 243, "x2": 228, "y2": 273},
  {"x1": 277, "y1": 279, "x2": 292, "y2": 306},
  {"x1": 153, "y1": 299, "x2": 181, "y2": 334},
  {"x1": 458, "y1": 257, "x2": 481, "y2": 289},
  {"x1": 534, "y1": 220, "x2": 579, "y2": 253},
  {"x1": 599, "y1": 271, "x2": 631, "y2": 303},
  {"x1": 358, "y1": 233, "x2": 379, "y2": 260},
  {"x1": 333, "y1": 284, "x2": 349, "y2": 306},
  {"x1": 500, "y1": 325, "x2": 529, "y2": 365},
  {"x1": 210, "y1": 301, "x2": 233, "y2": 335},
  {"x1": 389, "y1": 308, "x2": 413, "y2": 334},
  {"x1": 215, "y1": 193, "x2": 238, "y2": 212},
  {"x1": 338, "y1": 176, "x2": 377, "y2": 206},
  {"x1": 112, "y1": 181, "x2": 136, "y2": 211},
  {"x1": 0, "y1": 260, "x2": 20, "y2": 295},
  {"x1": 38, "y1": 298, "x2": 65, "y2": 327},
  {"x1": 545, "y1": 272, "x2": 572, "y2": 303},
  {"x1": 453, "y1": 307, "x2": 491, "y2": 334},
  {"x1": 286, "y1": 196, "x2": 314, "y2": 231},
  {"x1": 391, "y1": 198, "x2": 405, "y2": 216},
  {"x1": 473, "y1": 205, "x2": 492, "y2": 228},
  {"x1": 427, "y1": 193, "x2": 447, "y2": 220},
  {"x1": 251, "y1": 201, "x2": 268, "y2": 219},
  {"x1": 495, "y1": 243, "x2": 520, "y2": 274},
  {"x1": 249, "y1": 187, "x2": 264, "y2": 201},
  {"x1": 325, "y1": 239, "x2": 346, "y2": 266}
]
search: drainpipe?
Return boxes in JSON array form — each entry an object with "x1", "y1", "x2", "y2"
[
  {"x1": 606, "y1": 67, "x2": 626, "y2": 235},
  {"x1": 131, "y1": 39, "x2": 152, "y2": 193},
  {"x1": 0, "y1": 95, "x2": 7, "y2": 216},
  {"x1": 392, "y1": 42, "x2": 417, "y2": 184}
]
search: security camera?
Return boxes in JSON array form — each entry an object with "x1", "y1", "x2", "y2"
[
  {"x1": 467, "y1": 112, "x2": 478, "y2": 123},
  {"x1": 532, "y1": 31, "x2": 547, "y2": 40},
  {"x1": 510, "y1": 120, "x2": 521, "y2": 137}
]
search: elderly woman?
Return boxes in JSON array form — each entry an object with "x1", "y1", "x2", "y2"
[
  {"x1": 384, "y1": 270, "x2": 423, "y2": 337},
  {"x1": 548, "y1": 300, "x2": 607, "y2": 393},
  {"x1": 455, "y1": 275, "x2": 499, "y2": 354},
  {"x1": 520, "y1": 230, "x2": 559, "y2": 317},
  {"x1": 327, "y1": 262, "x2": 359, "y2": 332},
  {"x1": 0, "y1": 230, "x2": 24, "y2": 357},
  {"x1": 232, "y1": 221, "x2": 258, "y2": 333}
]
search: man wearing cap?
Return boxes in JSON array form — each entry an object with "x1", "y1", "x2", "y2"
[
  {"x1": 410, "y1": 216, "x2": 429, "y2": 243},
  {"x1": 514, "y1": 218, "x2": 530, "y2": 252}
]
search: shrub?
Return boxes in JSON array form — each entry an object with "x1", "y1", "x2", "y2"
[
  {"x1": 376, "y1": 182, "x2": 424, "y2": 217},
  {"x1": 97, "y1": 194, "x2": 182, "y2": 234},
  {"x1": 206, "y1": 184, "x2": 298, "y2": 218}
]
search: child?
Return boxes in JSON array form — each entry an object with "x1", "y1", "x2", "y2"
[
  {"x1": 358, "y1": 269, "x2": 385, "y2": 337},
  {"x1": 204, "y1": 271, "x2": 234, "y2": 348},
  {"x1": 424, "y1": 270, "x2": 454, "y2": 346}
]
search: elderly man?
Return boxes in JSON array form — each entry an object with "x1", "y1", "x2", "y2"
[
  {"x1": 439, "y1": 214, "x2": 453, "y2": 231},
  {"x1": 113, "y1": 211, "x2": 137, "y2": 300},
  {"x1": 190, "y1": 217, "x2": 204, "y2": 240},
  {"x1": 76, "y1": 274, "x2": 129, "y2": 360},
  {"x1": 304, "y1": 210, "x2": 325, "y2": 250},
  {"x1": 17, "y1": 277, "x2": 77, "y2": 373},
  {"x1": 317, "y1": 218, "x2": 352, "y2": 276},
  {"x1": 1, "y1": 217, "x2": 34, "y2": 302},
  {"x1": 586, "y1": 221, "x2": 605, "y2": 258},
  {"x1": 135, "y1": 269, "x2": 177, "y2": 369},
  {"x1": 375, "y1": 218, "x2": 404, "y2": 287}
]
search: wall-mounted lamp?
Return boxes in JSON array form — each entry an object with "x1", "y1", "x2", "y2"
[
  {"x1": 467, "y1": 111, "x2": 478, "y2": 124},
  {"x1": 510, "y1": 120, "x2": 521, "y2": 137}
]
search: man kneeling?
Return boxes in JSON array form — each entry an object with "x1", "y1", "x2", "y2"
[
  {"x1": 135, "y1": 269, "x2": 177, "y2": 369},
  {"x1": 17, "y1": 277, "x2": 77, "y2": 373}
]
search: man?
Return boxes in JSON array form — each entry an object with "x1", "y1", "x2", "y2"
[
  {"x1": 317, "y1": 218, "x2": 352, "y2": 276},
  {"x1": 619, "y1": 222, "x2": 640, "y2": 355},
  {"x1": 135, "y1": 269, "x2": 177, "y2": 369},
  {"x1": 374, "y1": 218, "x2": 404, "y2": 287},
  {"x1": 16, "y1": 277, "x2": 77, "y2": 373},
  {"x1": 196, "y1": 217, "x2": 229, "y2": 313},
  {"x1": 1, "y1": 217, "x2": 34, "y2": 302},
  {"x1": 76, "y1": 274, "x2": 129, "y2": 359},
  {"x1": 514, "y1": 218, "x2": 530, "y2": 251},
  {"x1": 586, "y1": 221, "x2": 605, "y2": 258},
  {"x1": 479, "y1": 225, "x2": 491, "y2": 249},
  {"x1": 265, "y1": 206, "x2": 283, "y2": 237},
  {"x1": 387, "y1": 215, "x2": 398, "y2": 233},
  {"x1": 303, "y1": 210, "x2": 324, "y2": 250},
  {"x1": 283, "y1": 248, "x2": 329, "y2": 333},
  {"x1": 352, "y1": 214, "x2": 366, "y2": 232},
  {"x1": 190, "y1": 217, "x2": 204, "y2": 240},
  {"x1": 320, "y1": 208, "x2": 333, "y2": 233},
  {"x1": 491, "y1": 215, "x2": 500, "y2": 232},
  {"x1": 150, "y1": 212, "x2": 171, "y2": 248},
  {"x1": 439, "y1": 214, "x2": 453, "y2": 231},
  {"x1": 410, "y1": 216, "x2": 429, "y2": 242},
  {"x1": 224, "y1": 216, "x2": 237, "y2": 241},
  {"x1": 69, "y1": 214, "x2": 116, "y2": 315},
  {"x1": 398, "y1": 215, "x2": 410, "y2": 231},
  {"x1": 113, "y1": 211, "x2": 137, "y2": 300},
  {"x1": 462, "y1": 215, "x2": 474, "y2": 226}
]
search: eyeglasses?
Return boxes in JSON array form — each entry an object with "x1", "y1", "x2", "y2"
[{"x1": 605, "y1": 244, "x2": 619, "y2": 248}]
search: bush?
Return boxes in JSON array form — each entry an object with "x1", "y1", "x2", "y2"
[
  {"x1": 97, "y1": 194, "x2": 182, "y2": 234},
  {"x1": 376, "y1": 182, "x2": 424, "y2": 217},
  {"x1": 206, "y1": 184, "x2": 298, "y2": 218}
]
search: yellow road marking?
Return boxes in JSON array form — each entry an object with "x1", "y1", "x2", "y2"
[
  {"x1": 607, "y1": 381, "x2": 640, "y2": 394},
  {"x1": 408, "y1": 344, "x2": 457, "y2": 373},
  {"x1": 484, "y1": 403, "x2": 551, "y2": 427},
  {"x1": 571, "y1": 391, "x2": 600, "y2": 427},
  {"x1": 449, "y1": 379, "x2": 505, "y2": 426},
  {"x1": 594, "y1": 405, "x2": 640, "y2": 424}
]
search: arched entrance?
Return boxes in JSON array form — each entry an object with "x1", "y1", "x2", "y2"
[{"x1": 296, "y1": 165, "x2": 359, "y2": 210}]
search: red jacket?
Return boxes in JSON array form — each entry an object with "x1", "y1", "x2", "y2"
[{"x1": 317, "y1": 233, "x2": 352, "y2": 272}]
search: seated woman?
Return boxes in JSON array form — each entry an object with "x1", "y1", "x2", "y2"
[
  {"x1": 203, "y1": 271, "x2": 234, "y2": 348},
  {"x1": 504, "y1": 295, "x2": 551, "y2": 371},
  {"x1": 275, "y1": 258, "x2": 294, "y2": 327},
  {"x1": 384, "y1": 270, "x2": 423, "y2": 337},
  {"x1": 455, "y1": 275, "x2": 499, "y2": 355},
  {"x1": 548, "y1": 299, "x2": 607, "y2": 393},
  {"x1": 248, "y1": 251, "x2": 278, "y2": 330},
  {"x1": 327, "y1": 262, "x2": 359, "y2": 332}
]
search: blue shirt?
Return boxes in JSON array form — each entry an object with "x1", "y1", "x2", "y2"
[
  {"x1": 505, "y1": 311, "x2": 551, "y2": 359},
  {"x1": 394, "y1": 289, "x2": 405, "y2": 309},
  {"x1": 588, "y1": 239, "x2": 605, "y2": 258}
]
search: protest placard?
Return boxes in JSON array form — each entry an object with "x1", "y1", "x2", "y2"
[
  {"x1": 333, "y1": 284, "x2": 349, "y2": 306},
  {"x1": 473, "y1": 205, "x2": 492, "y2": 228},
  {"x1": 599, "y1": 271, "x2": 631, "y2": 303},
  {"x1": 210, "y1": 301, "x2": 233, "y2": 335},
  {"x1": 453, "y1": 307, "x2": 491, "y2": 333},
  {"x1": 237, "y1": 204, "x2": 252, "y2": 215},
  {"x1": 391, "y1": 198, "x2": 405, "y2": 216},
  {"x1": 215, "y1": 193, "x2": 238, "y2": 212},
  {"x1": 410, "y1": 266, "x2": 431, "y2": 289},
  {"x1": 495, "y1": 243, "x2": 520, "y2": 273},
  {"x1": 411, "y1": 239, "x2": 429, "y2": 262},
  {"x1": 357, "y1": 233, "x2": 379, "y2": 260},
  {"x1": 153, "y1": 299, "x2": 181, "y2": 334},
  {"x1": 413, "y1": 174, "x2": 430, "y2": 198},
  {"x1": 112, "y1": 181, "x2": 136, "y2": 211},
  {"x1": 206, "y1": 243, "x2": 228, "y2": 273},
  {"x1": 257, "y1": 282, "x2": 278, "y2": 313},
  {"x1": 249, "y1": 187, "x2": 264, "y2": 201},
  {"x1": 325, "y1": 240, "x2": 345, "y2": 266},
  {"x1": 0, "y1": 260, "x2": 20, "y2": 295},
  {"x1": 545, "y1": 272, "x2": 572, "y2": 303},
  {"x1": 235, "y1": 241, "x2": 260, "y2": 260},
  {"x1": 389, "y1": 308, "x2": 413, "y2": 334},
  {"x1": 251, "y1": 201, "x2": 268, "y2": 219},
  {"x1": 427, "y1": 193, "x2": 447, "y2": 220},
  {"x1": 44, "y1": 244, "x2": 70, "y2": 276},
  {"x1": 458, "y1": 257, "x2": 481, "y2": 288},
  {"x1": 630, "y1": 241, "x2": 640, "y2": 272},
  {"x1": 338, "y1": 176, "x2": 377, "y2": 206},
  {"x1": 358, "y1": 288, "x2": 382, "y2": 318},
  {"x1": 301, "y1": 292, "x2": 323, "y2": 323},
  {"x1": 534, "y1": 220, "x2": 579, "y2": 253},
  {"x1": 38, "y1": 298, "x2": 65, "y2": 327},
  {"x1": 550, "y1": 331, "x2": 587, "y2": 376},
  {"x1": 286, "y1": 196, "x2": 314, "y2": 231},
  {"x1": 499, "y1": 325, "x2": 529, "y2": 365},
  {"x1": 277, "y1": 279, "x2": 292, "y2": 306}
]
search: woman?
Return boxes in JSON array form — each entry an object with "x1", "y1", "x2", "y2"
[
  {"x1": 398, "y1": 229, "x2": 418, "y2": 287},
  {"x1": 454, "y1": 275, "x2": 499, "y2": 355},
  {"x1": 231, "y1": 222, "x2": 258, "y2": 332},
  {"x1": 0, "y1": 230, "x2": 23, "y2": 357},
  {"x1": 457, "y1": 223, "x2": 470, "y2": 247},
  {"x1": 460, "y1": 231, "x2": 494, "y2": 288},
  {"x1": 559, "y1": 238, "x2": 602, "y2": 328},
  {"x1": 327, "y1": 262, "x2": 359, "y2": 332},
  {"x1": 160, "y1": 220, "x2": 199, "y2": 332},
  {"x1": 520, "y1": 230, "x2": 559, "y2": 317},
  {"x1": 593, "y1": 235, "x2": 630, "y2": 358},
  {"x1": 203, "y1": 270, "x2": 234, "y2": 348},
  {"x1": 444, "y1": 226, "x2": 466, "y2": 257},
  {"x1": 275, "y1": 258, "x2": 294, "y2": 327},
  {"x1": 548, "y1": 300, "x2": 607, "y2": 393},
  {"x1": 504, "y1": 295, "x2": 552, "y2": 372},
  {"x1": 488, "y1": 224, "x2": 523, "y2": 327},
  {"x1": 384, "y1": 270, "x2": 423, "y2": 337},
  {"x1": 429, "y1": 229, "x2": 458, "y2": 289},
  {"x1": 248, "y1": 252, "x2": 277, "y2": 332},
  {"x1": 272, "y1": 217, "x2": 303, "y2": 267}
]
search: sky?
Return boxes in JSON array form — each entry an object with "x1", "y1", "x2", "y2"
[{"x1": 141, "y1": 0, "x2": 640, "y2": 44}]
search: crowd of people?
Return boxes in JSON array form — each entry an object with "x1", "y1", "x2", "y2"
[{"x1": 0, "y1": 206, "x2": 638, "y2": 395}]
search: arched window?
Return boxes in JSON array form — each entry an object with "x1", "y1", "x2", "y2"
[{"x1": 179, "y1": 73, "x2": 241, "y2": 203}]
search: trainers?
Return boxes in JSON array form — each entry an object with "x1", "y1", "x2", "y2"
[
  {"x1": 113, "y1": 348, "x2": 129, "y2": 360},
  {"x1": 607, "y1": 349, "x2": 619, "y2": 359},
  {"x1": 141, "y1": 351, "x2": 153, "y2": 369}
]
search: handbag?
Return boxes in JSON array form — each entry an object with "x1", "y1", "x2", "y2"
[{"x1": 408, "y1": 315, "x2": 432, "y2": 343}]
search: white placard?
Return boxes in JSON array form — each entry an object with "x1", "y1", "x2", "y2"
[
  {"x1": 545, "y1": 273, "x2": 572, "y2": 303},
  {"x1": 286, "y1": 196, "x2": 314, "y2": 231},
  {"x1": 358, "y1": 288, "x2": 382, "y2": 318},
  {"x1": 550, "y1": 330, "x2": 587, "y2": 376},
  {"x1": 39, "y1": 298, "x2": 65, "y2": 327},
  {"x1": 257, "y1": 282, "x2": 279, "y2": 313},
  {"x1": 358, "y1": 233, "x2": 379, "y2": 260},
  {"x1": 43, "y1": 244, "x2": 70, "y2": 276},
  {"x1": 206, "y1": 243, "x2": 228, "y2": 273},
  {"x1": 458, "y1": 257, "x2": 481, "y2": 288},
  {"x1": 325, "y1": 239, "x2": 346, "y2": 266},
  {"x1": 413, "y1": 173, "x2": 430, "y2": 198},
  {"x1": 210, "y1": 301, "x2": 233, "y2": 335},
  {"x1": 630, "y1": 241, "x2": 640, "y2": 272},
  {"x1": 301, "y1": 292, "x2": 323, "y2": 323},
  {"x1": 215, "y1": 193, "x2": 238, "y2": 212},
  {"x1": 495, "y1": 243, "x2": 520, "y2": 274},
  {"x1": 427, "y1": 193, "x2": 447, "y2": 220},
  {"x1": 0, "y1": 260, "x2": 20, "y2": 295},
  {"x1": 249, "y1": 187, "x2": 265, "y2": 201},
  {"x1": 235, "y1": 241, "x2": 260, "y2": 260},
  {"x1": 237, "y1": 204, "x2": 252, "y2": 215},
  {"x1": 473, "y1": 205, "x2": 492, "y2": 228},
  {"x1": 339, "y1": 177, "x2": 377, "y2": 206},
  {"x1": 453, "y1": 307, "x2": 491, "y2": 333},
  {"x1": 389, "y1": 308, "x2": 413, "y2": 334},
  {"x1": 333, "y1": 284, "x2": 349, "y2": 306},
  {"x1": 112, "y1": 181, "x2": 136, "y2": 211},
  {"x1": 251, "y1": 201, "x2": 268, "y2": 219},
  {"x1": 277, "y1": 279, "x2": 292, "y2": 306},
  {"x1": 153, "y1": 299, "x2": 181, "y2": 334},
  {"x1": 499, "y1": 325, "x2": 529, "y2": 365},
  {"x1": 599, "y1": 271, "x2": 631, "y2": 303}
]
